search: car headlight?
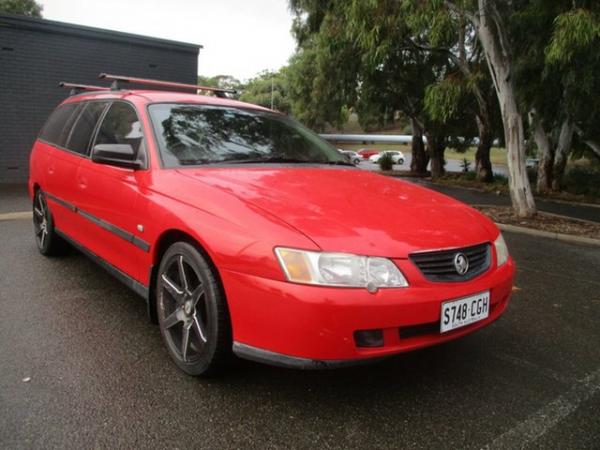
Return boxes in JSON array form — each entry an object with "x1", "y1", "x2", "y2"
[
  {"x1": 275, "y1": 247, "x2": 408, "y2": 290},
  {"x1": 494, "y1": 233, "x2": 509, "y2": 267}
]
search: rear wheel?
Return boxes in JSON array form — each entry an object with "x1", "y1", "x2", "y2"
[
  {"x1": 33, "y1": 190, "x2": 67, "y2": 256},
  {"x1": 156, "y1": 242, "x2": 232, "y2": 376}
]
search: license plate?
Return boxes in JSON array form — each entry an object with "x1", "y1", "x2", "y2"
[{"x1": 440, "y1": 291, "x2": 490, "y2": 333}]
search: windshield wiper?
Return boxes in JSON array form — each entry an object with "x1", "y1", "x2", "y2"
[
  {"x1": 221, "y1": 157, "x2": 319, "y2": 164},
  {"x1": 220, "y1": 157, "x2": 355, "y2": 166},
  {"x1": 323, "y1": 160, "x2": 355, "y2": 167}
]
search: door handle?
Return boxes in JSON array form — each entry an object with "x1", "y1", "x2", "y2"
[
  {"x1": 47, "y1": 166, "x2": 54, "y2": 175},
  {"x1": 78, "y1": 176, "x2": 87, "y2": 189}
]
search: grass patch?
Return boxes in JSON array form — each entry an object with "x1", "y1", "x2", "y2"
[
  {"x1": 445, "y1": 147, "x2": 507, "y2": 166},
  {"x1": 434, "y1": 172, "x2": 509, "y2": 194}
]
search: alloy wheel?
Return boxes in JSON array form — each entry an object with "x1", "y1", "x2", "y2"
[
  {"x1": 33, "y1": 192, "x2": 50, "y2": 249},
  {"x1": 158, "y1": 253, "x2": 210, "y2": 364}
]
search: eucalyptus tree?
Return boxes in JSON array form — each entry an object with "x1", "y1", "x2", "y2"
[
  {"x1": 402, "y1": 1, "x2": 501, "y2": 182},
  {"x1": 523, "y1": 2, "x2": 600, "y2": 192},
  {"x1": 402, "y1": 0, "x2": 538, "y2": 215},
  {"x1": 288, "y1": 0, "x2": 467, "y2": 176}
]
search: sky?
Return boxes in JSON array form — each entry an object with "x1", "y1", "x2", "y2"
[{"x1": 39, "y1": 0, "x2": 298, "y2": 81}]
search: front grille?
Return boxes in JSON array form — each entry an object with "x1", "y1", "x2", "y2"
[{"x1": 409, "y1": 242, "x2": 491, "y2": 282}]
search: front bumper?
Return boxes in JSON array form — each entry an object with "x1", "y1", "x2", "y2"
[{"x1": 223, "y1": 257, "x2": 515, "y2": 368}]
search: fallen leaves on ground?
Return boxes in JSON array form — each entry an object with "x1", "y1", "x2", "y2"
[{"x1": 474, "y1": 205, "x2": 600, "y2": 239}]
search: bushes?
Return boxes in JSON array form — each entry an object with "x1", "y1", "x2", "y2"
[
  {"x1": 562, "y1": 167, "x2": 600, "y2": 197},
  {"x1": 378, "y1": 152, "x2": 394, "y2": 171}
]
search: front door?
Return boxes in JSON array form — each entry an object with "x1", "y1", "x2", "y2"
[{"x1": 74, "y1": 101, "x2": 149, "y2": 283}]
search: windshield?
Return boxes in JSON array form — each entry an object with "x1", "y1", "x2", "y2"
[{"x1": 148, "y1": 103, "x2": 349, "y2": 167}]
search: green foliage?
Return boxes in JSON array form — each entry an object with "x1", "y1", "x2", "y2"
[
  {"x1": 0, "y1": 0, "x2": 42, "y2": 16},
  {"x1": 378, "y1": 152, "x2": 394, "y2": 171},
  {"x1": 512, "y1": 2, "x2": 600, "y2": 164},
  {"x1": 546, "y1": 9, "x2": 600, "y2": 65},
  {"x1": 197, "y1": 75, "x2": 242, "y2": 100},
  {"x1": 562, "y1": 166, "x2": 600, "y2": 197},
  {"x1": 424, "y1": 79, "x2": 465, "y2": 123},
  {"x1": 239, "y1": 70, "x2": 291, "y2": 113}
]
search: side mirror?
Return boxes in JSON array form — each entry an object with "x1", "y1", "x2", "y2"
[{"x1": 91, "y1": 144, "x2": 143, "y2": 170}]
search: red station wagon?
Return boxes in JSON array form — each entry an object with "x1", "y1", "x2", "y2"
[{"x1": 29, "y1": 74, "x2": 515, "y2": 376}]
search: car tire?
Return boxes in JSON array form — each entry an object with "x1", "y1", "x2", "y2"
[
  {"x1": 354, "y1": 158, "x2": 361, "y2": 165},
  {"x1": 398, "y1": 158, "x2": 405, "y2": 165},
  {"x1": 33, "y1": 190, "x2": 68, "y2": 256},
  {"x1": 156, "y1": 241, "x2": 232, "y2": 376}
]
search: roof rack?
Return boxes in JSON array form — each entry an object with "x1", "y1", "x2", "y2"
[
  {"x1": 59, "y1": 82, "x2": 110, "y2": 96},
  {"x1": 98, "y1": 73, "x2": 236, "y2": 98}
]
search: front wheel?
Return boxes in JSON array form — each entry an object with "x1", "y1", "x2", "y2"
[{"x1": 156, "y1": 242, "x2": 232, "y2": 376}]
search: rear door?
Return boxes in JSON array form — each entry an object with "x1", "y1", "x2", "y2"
[
  {"x1": 74, "y1": 101, "x2": 149, "y2": 282},
  {"x1": 56, "y1": 100, "x2": 111, "y2": 244},
  {"x1": 38, "y1": 102, "x2": 84, "y2": 235}
]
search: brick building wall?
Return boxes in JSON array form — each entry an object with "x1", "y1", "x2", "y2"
[{"x1": 0, "y1": 13, "x2": 200, "y2": 183}]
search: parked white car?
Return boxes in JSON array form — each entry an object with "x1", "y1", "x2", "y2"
[{"x1": 369, "y1": 151, "x2": 405, "y2": 165}]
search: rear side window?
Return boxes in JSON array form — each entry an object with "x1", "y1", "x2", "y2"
[
  {"x1": 39, "y1": 103, "x2": 82, "y2": 147},
  {"x1": 66, "y1": 101, "x2": 108, "y2": 155},
  {"x1": 94, "y1": 102, "x2": 144, "y2": 155}
]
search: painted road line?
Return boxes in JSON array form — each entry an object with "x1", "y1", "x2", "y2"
[
  {"x1": 0, "y1": 211, "x2": 32, "y2": 221},
  {"x1": 484, "y1": 367, "x2": 600, "y2": 449}
]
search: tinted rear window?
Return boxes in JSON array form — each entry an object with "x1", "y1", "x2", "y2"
[
  {"x1": 66, "y1": 101, "x2": 108, "y2": 155},
  {"x1": 39, "y1": 103, "x2": 82, "y2": 148}
]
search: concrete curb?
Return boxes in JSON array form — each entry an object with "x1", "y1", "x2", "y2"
[
  {"x1": 496, "y1": 223, "x2": 600, "y2": 247},
  {"x1": 0, "y1": 211, "x2": 32, "y2": 221}
]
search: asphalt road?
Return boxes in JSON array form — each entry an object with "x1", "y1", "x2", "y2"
[
  {"x1": 414, "y1": 181, "x2": 600, "y2": 224},
  {"x1": 1, "y1": 211, "x2": 599, "y2": 448}
]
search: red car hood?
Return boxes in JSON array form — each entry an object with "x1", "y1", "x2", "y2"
[{"x1": 177, "y1": 167, "x2": 498, "y2": 257}]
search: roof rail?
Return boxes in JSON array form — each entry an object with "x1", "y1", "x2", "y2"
[
  {"x1": 98, "y1": 73, "x2": 236, "y2": 98},
  {"x1": 59, "y1": 82, "x2": 110, "y2": 96}
]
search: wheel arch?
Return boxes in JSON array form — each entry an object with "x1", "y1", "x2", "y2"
[{"x1": 148, "y1": 229, "x2": 227, "y2": 324}]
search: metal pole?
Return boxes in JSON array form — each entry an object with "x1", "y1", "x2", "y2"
[{"x1": 270, "y1": 74, "x2": 274, "y2": 110}]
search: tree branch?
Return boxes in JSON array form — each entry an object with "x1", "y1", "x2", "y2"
[
  {"x1": 443, "y1": 1, "x2": 476, "y2": 25},
  {"x1": 574, "y1": 125, "x2": 600, "y2": 159}
]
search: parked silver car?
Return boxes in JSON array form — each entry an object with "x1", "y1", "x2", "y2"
[{"x1": 338, "y1": 149, "x2": 362, "y2": 165}]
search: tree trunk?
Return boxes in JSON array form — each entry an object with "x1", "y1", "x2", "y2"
[
  {"x1": 528, "y1": 110, "x2": 553, "y2": 194},
  {"x1": 426, "y1": 132, "x2": 446, "y2": 179},
  {"x1": 475, "y1": 0, "x2": 536, "y2": 217},
  {"x1": 475, "y1": 115, "x2": 494, "y2": 182},
  {"x1": 410, "y1": 118, "x2": 428, "y2": 174},
  {"x1": 551, "y1": 119, "x2": 574, "y2": 191}
]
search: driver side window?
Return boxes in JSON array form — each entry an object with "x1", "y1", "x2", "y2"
[{"x1": 94, "y1": 102, "x2": 146, "y2": 164}]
